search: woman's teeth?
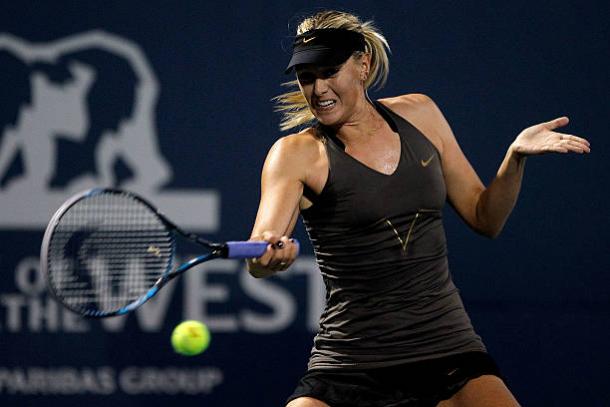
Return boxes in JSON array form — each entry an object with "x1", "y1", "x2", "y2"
[{"x1": 316, "y1": 100, "x2": 336, "y2": 109}]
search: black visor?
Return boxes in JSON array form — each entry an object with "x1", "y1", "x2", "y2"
[{"x1": 284, "y1": 28, "x2": 366, "y2": 74}]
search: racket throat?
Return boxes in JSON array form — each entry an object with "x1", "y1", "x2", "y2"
[{"x1": 175, "y1": 253, "x2": 218, "y2": 274}]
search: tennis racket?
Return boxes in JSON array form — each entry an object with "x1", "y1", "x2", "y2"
[{"x1": 41, "y1": 188, "x2": 293, "y2": 318}]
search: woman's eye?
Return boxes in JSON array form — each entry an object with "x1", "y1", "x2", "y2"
[
  {"x1": 298, "y1": 74, "x2": 314, "y2": 84},
  {"x1": 323, "y1": 69, "x2": 339, "y2": 78}
]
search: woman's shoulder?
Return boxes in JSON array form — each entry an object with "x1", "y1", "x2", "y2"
[
  {"x1": 377, "y1": 93, "x2": 438, "y2": 117},
  {"x1": 264, "y1": 128, "x2": 327, "y2": 189},
  {"x1": 275, "y1": 127, "x2": 323, "y2": 154},
  {"x1": 378, "y1": 93, "x2": 446, "y2": 153},
  {"x1": 267, "y1": 127, "x2": 325, "y2": 168}
]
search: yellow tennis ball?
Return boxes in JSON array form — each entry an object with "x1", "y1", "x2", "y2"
[{"x1": 171, "y1": 320, "x2": 211, "y2": 356}]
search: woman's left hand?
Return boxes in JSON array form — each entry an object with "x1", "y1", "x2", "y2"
[{"x1": 510, "y1": 116, "x2": 591, "y2": 157}]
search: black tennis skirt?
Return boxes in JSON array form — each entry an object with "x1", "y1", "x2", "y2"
[{"x1": 286, "y1": 351, "x2": 502, "y2": 407}]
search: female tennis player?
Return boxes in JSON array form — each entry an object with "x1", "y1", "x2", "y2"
[{"x1": 247, "y1": 10, "x2": 590, "y2": 407}]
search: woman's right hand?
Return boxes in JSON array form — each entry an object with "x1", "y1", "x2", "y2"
[{"x1": 247, "y1": 231, "x2": 300, "y2": 278}]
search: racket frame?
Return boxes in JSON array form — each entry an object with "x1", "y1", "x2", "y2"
[{"x1": 41, "y1": 188, "x2": 254, "y2": 318}]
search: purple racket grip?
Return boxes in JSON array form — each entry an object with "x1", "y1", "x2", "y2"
[
  {"x1": 225, "y1": 239, "x2": 300, "y2": 259},
  {"x1": 225, "y1": 241, "x2": 269, "y2": 259}
]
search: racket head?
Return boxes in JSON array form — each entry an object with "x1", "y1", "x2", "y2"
[{"x1": 41, "y1": 188, "x2": 176, "y2": 318}]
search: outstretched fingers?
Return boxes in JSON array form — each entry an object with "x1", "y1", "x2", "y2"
[
  {"x1": 513, "y1": 117, "x2": 591, "y2": 157},
  {"x1": 554, "y1": 133, "x2": 591, "y2": 154}
]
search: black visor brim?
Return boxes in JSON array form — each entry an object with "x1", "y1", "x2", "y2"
[
  {"x1": 284, "y1": 46, "x2": 354, "y2": 73},
  {"x1": 283, "y1": 28, "x2": 366, "y2": 74}
]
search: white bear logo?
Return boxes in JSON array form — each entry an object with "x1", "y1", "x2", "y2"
[{"x1": 0, "y1": 31, "x2": 218, "y2": 231}]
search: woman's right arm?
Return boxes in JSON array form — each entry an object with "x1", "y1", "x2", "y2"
[{"x1": 247, "y1": 133, "x2": 316, "y2": 278}]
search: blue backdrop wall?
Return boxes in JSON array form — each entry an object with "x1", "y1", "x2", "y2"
[{"x1": 0, "y1": 1, "x2": 608, "y2": 406}]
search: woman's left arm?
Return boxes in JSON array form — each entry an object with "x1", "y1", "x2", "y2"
[
  {"x1": 478, "y1": 116, "x2": 590, "y2": 237},
  {"x1": 412, "y1": 95, "x2": 590, "y2": 238}
]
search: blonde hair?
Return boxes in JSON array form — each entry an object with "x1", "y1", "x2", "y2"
[{"x1": 273, "y1": 10, "x2": 391, "y2": 131}]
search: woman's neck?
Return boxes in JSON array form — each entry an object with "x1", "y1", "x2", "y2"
[{"x1": 333, "y1": 98, "x2": 385, "y2": 145}]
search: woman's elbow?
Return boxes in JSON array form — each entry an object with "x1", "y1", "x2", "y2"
[
  {"x1": 472, "y1": 204, "x2": 505, "y2": 239},
  {"x1": 473, "y1": 222, "x2": 504, "y2": 239}
]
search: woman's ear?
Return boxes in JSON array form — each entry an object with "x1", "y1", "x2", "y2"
[{"x1": 360, "y1": 53, "x2": 371, "y2": 81}]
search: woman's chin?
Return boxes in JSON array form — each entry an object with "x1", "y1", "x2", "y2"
[{"x1": 315, "y1": 110, "x2": 342, "y2": 127}]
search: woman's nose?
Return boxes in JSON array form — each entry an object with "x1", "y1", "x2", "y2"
[{"x1": 313, "y1": 78, "x2": 328, "y2": 95}]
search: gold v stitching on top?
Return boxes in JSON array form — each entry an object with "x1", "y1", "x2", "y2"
[{"x1": 385, "y1": 213, "x2": 420, "y2": 254}]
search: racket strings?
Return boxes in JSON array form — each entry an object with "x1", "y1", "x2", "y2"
[{"x1": 47, "y1": 192, "x2": 174, "y2": 315}]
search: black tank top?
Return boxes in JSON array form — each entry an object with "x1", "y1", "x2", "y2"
[{"x1": 301, "y1": 100, "x2": 485, "y2": 370}]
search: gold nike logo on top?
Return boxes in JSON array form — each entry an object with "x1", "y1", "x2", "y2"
[
  {"x1": 421, "y1": 154, "x2": 435, "y2": 167},
  {"x1": 302, "y1": 37, "x2": 316, "y2": 43}
]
